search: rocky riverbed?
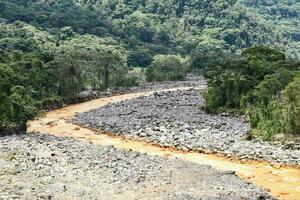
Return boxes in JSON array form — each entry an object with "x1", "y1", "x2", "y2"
[
  {"x1": 0, "y1": 134, "x2": 273, "y2": 200},
  {"x1": 75, "y1": 74, "x2": 206, "y2": 103},
  {"x1": 74, "y1": 89, "x2": 300, "y2": 166}
]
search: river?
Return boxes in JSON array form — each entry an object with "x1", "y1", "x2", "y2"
[{"x1": 28, "y1": 87, "x2": 300, "y2": 200}]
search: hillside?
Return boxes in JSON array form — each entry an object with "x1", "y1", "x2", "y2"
[
  {"x1": 0, "y1": 0, "x2": 299, "y2": 138},
  {"x1": 0, "y1": 0, "x2": 300, "y2": 63},
  {"x1": 1, "y1": 1, "x2": 300, "y2": 199}
]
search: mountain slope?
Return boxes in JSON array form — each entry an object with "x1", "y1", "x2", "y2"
[{"x1": 0, "y1": 0, "x2": 299, "y2": 61}]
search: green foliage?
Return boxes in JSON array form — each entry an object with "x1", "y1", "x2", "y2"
[
  {"x1": 0, "y1": 52, "x2": 54, "y2": 130},
  {"x1": 0, "y1": 70, "x2": 37, "y2": 129},
  {"x1": 204, "y1": 71, "x2": 248, "y2": 113},
  {"x1": 53, "y1": 34, "x2": 127, "y2": 96},
  {"x1": 128, "y1": 49, "x2": 153, "y2": 68},
  {"x1": 204, "y1": 46, "x2": 300, "y2": 139},
  {"x1": 0, "y1": 91, "x2": 12, "y2": 128},
  {"x1": 0, "y1": 64, "x2": 14, "y2": 128},
  {"x1": 246, "y1": 69, "x2": 294, "y2": 139},
  {"x1": 249, "y1": 98, "x2": 285, "y2": 140},
  {"x1": 243, "y1": 69, "x2": 294, "y2": 109},
  {"x1": 0, "y1": 0, "x2": 300, "y2": 138},
  {"x1": 0, "y1": 0, "x2": 110, "y2": 36},
  {"x1": 242, "y1": 46, "x2": 286, "y2": 62},
  {"x1": 0, "y1": 23, "x2": 129, "y2": 132},
  {"x1": 249, "y1": 74, "x2": 300, "y2": 139},
  {"x1": 115, "y1": 76, "x2": 139, "y2": 88},
  {"x1": 9, "y1": 86, "x2": 38, "y2": 124},
  {"x1": 1, "y1": 0, "x2": 300, "y2": 60},
  {"x1": 281, "y1": 74, "x2": 300, "y2": 134},
  {"x1": 189, "y1": 47, "x2": 228, "y2": 71},
  {"x1": 146, "y1": 55, "x2": 187, "y2": 82}
]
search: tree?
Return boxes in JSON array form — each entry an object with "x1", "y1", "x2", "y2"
[
  {"x1": 128, "y1": 49, "x2": 153, "y2": 67},
  {"x1": 146, "y1": 54, "x2": 187, "y2": 82},
  {"x1": 203, "y1": 46, "x2": 300, "y2": 139},
  {"x1": 54, "y1": 34, "x2": 127, "y2": 94},
  {"x1": 189, "y1": 46, "x2": 234, "y2": 71},
  {"x1": 1, "y1": 0, "x2": 300, "y2": 59},
  {"x1": 282, "y1": 74, "x2": 300, "y2": 134},
  {"x1": 92, "y1": 45, "x2": 127, "y2": 89},
  {"x1": 9, "y1": 86, "x2": 37, "y2": 125},
  {"x1": 0, "y1": 92, "x2": 12, "y2": 128}
]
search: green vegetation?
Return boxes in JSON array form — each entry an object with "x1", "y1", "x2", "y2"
[
  {"x1": 0, "y1": 0, "x2": 299, "y2": 140},
  {"x1": 0, "y1": 22, "x2": 131, "y2": 133},
  {"x1": 0, "y1": 0, "x2": 300, "y2": 59},
  {"x1": 204, "y1": 46, "x2": 300, "y2": 140},
  {"x1": 146, "y1": 55, "x2": 187, "y2": 82}
]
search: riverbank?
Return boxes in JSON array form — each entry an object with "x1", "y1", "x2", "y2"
[
  {"x1": 73, "y1": 88, "x2": 300, "y2": 166},
  {"x1": 0, "y1": 134, "x2": 273, "y2": 200},
  {"x1": 26, "y1": 81, "x2": 300, "y2": 199}
]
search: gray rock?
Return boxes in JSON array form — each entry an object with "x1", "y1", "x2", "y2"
[
  {"x1": 0, "y1": 134, "x2": 273, "y2": 200},
  {"x1": 73, "y1": 88, "x2": 300, "y2": 166},
  {"x1": 273, "y1": 133, "x2": 285, "y2": 141}
]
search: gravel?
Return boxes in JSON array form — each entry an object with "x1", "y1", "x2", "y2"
[
  {"x1": 77, "y1": 74, "x2": 206, "y2": 101},
  {"x1": 74, "y1": 89, "x2": 300, "y2": 166},
  {"x1": 0, "y1": 134, "x2": 273, "y2": 200}
]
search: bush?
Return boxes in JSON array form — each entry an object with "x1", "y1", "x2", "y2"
[
  {"x1": 249, "y1": 74, "x2": 300, "y2": 139},
  {"x1": 282, "y1": 74, "x2": 300, "y2": 134},
  {"x1": 146, "y1": 54, "x2": 187, "y2": 82},
  {"x1": 248, "y1": 98, "x2": 285, "y2": 140}
]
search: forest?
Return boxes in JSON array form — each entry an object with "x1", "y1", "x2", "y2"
[
  {"x1": 203, "y1": 46, "x2": 300, "y2": 140},
  {"x1": 0, "y1": 0, "x2": 299, "y2": 139}
]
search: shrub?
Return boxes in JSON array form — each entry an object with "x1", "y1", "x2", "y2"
[
  {"x1": 282, "y1": 74, "x2": 300, "y2": 135},
  {"x1": 248, "y1": 98, "x2": 285, "y2": 140}
]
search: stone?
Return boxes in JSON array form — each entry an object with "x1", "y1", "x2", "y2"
[
  {"x1": 223, "y1": 170, "x2": 236, "y2": 175},
  {"x1": 273, "y1": 133, "x2": 285, "y2": 141},
  {"x1": 72, "y1": 78, "x2": 300, "y2": 168}
]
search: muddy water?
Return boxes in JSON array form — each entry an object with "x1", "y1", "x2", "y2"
[{"x1": 28, "y1": 87, "x2": 300, "y2": 200}]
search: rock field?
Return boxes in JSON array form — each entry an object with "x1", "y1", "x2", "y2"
[
  {"x1": 74, "y1": 89, "x2": 300, "y2": 166},
  {"x1": 0, "y1": 134, "x2": 273, "y2": 200}
]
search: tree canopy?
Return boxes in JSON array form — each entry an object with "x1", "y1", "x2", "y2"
[
  {"x1": 146, "y1": 54, "x2": 187, "y2": 82},
  {"x1": 203, "y1": 46, "x2": 300, "y2": 140},
  {"x1": 0, "y1": 0, "x2": 299, "y2": 60}
]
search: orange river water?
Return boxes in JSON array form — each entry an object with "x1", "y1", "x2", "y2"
[{"x1": 27, "y1": 87, "x2": 300, "y2": 200}]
